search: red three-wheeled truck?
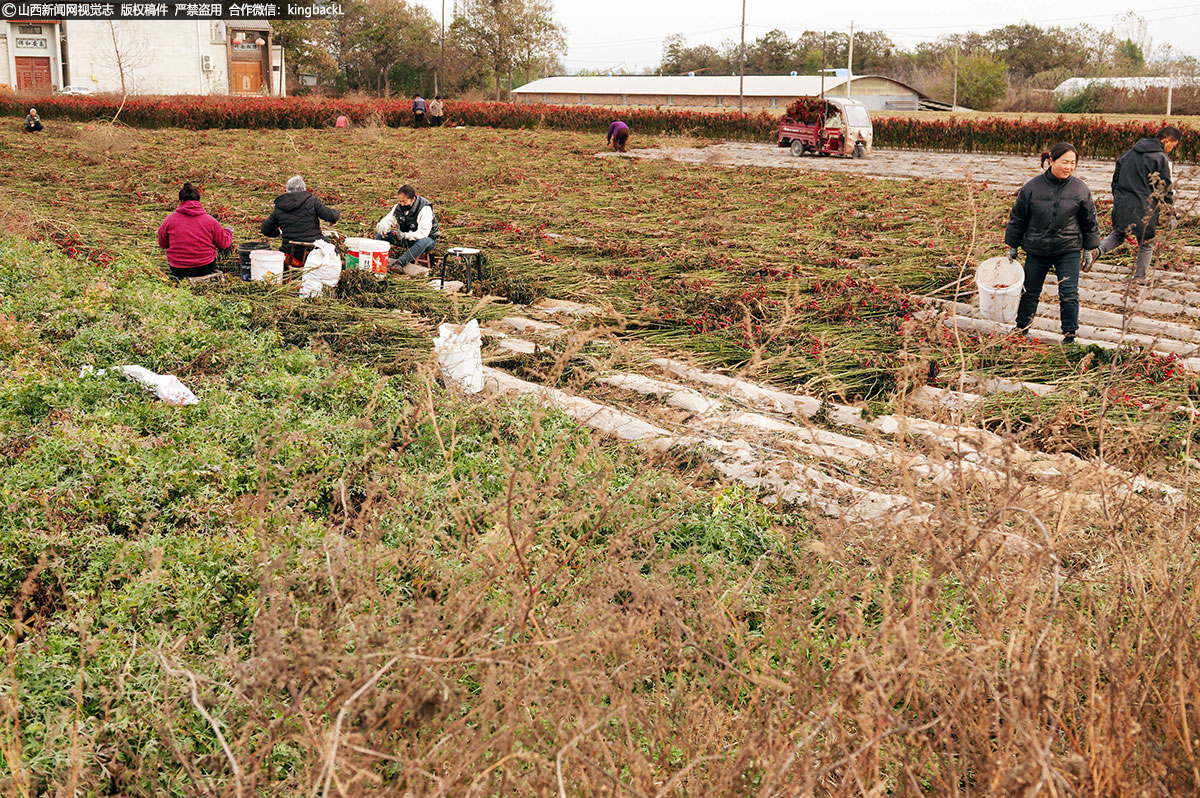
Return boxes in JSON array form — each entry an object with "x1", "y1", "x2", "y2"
[{"x1": 777, "y1": 96, "x2": 873, "y2": 159}]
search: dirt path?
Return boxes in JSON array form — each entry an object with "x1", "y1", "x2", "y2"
[{"x1": 600, "y1": 143, "x2": 1198, "y2": 204}]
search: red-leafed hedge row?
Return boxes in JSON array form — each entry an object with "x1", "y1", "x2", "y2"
[
  {"x1": 3, "y1": 95, "x2": 1194, "y2": 162},
  {"x1": 872, "y1": 115, "x2": 1194, "y2": 163},
  {"x1": 1, "y1": 94, "x2": 779, "y2": 137}
]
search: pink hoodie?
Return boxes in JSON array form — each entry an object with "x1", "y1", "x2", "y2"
[{"x1": 157, "y1": 200, "x2": 233, "y2": 269}]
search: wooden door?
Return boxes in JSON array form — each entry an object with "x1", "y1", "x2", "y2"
[
  {"x1": 15, "y1": 57, "x2": 52, "y2": 94},
  {"x1": 231, "y1": 62, "x2": 261, "y2": 95}
]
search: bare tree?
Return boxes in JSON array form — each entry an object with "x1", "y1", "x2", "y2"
[
  {"x1": 99, "y1": 21, "x2": 152, "y2": 96},
  {"x1": 354, "y1": 0, "x2": 438, "y2": 95},
  {"x1": 457, "y1": 0, "x2": 565, "y2": 99},
  {"x1": 315, "y1": 0, "x2": 437, "y2": 94}
]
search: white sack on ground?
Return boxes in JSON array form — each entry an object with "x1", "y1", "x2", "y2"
[
  {"x1": 433, "y1": 319, "x2": 483, "y2": 394},
  {"x1": 81, "y1": 364, "x2": 200, "y2": 406},
  {"x1": 300, "y1": 239, "x2": 342, "y2": 298}
]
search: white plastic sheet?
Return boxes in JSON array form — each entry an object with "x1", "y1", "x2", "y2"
[
  {"x1": 300, "y1": 239, "x2": 342, "y2": 298},
  {"x1": 81, "y1": 364, "x2": 199, "y2": 406},
  {"x1": 432, "y1": 319, "x2": 483, "y2": 394}
]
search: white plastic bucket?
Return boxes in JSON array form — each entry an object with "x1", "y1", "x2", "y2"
[
  {"x1": 342, "y1": 237, "x2": 368, "y2": 270},
  {"x1": 249, "y1": 249, "x2": 285, "y2": 283},
  {"x1": 348, "y1": 238, "x2": 391, "y2": 275},
  {"x1": 976, "y1": 256, "x2": 1025, "y2": 324}
]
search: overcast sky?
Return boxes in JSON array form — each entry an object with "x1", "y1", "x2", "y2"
[{"x1": 407, "y1": 0, "x2": 1200, "y2": 73}]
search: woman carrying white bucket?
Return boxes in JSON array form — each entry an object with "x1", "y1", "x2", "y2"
[{"x1": 1004, "y1": 142, "x2": 1102, "y2": 345}]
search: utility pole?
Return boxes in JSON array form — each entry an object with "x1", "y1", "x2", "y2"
[
  {"x1": 952, "y1": 45, "x2": 958, "y2": 110},
  {"x1": 845, "y1": 20, "x2": 854, "y2": 99},
  {"x1": 437, "y1": 0, "x2": 445, "y2": 96},
  {"x1": 820, "y1": 31, "x2": 825, "y2": 98},
  {"x1": 738, "y1": 0, "x2": 746, "y2": 113},
  {"x1": 1167, "y1": 73, "x2": 1174, "y2": 116}
]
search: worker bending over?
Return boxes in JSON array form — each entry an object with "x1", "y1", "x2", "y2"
[{"x1": 607, "y1": 119, "x2": 630, "y2": 152}]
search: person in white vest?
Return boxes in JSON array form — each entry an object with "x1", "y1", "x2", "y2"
[{"x1": 375, "y1": 184, "x2": 439, "y2": 271}]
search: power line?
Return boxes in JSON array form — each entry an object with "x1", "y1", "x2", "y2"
[
  {"x1": 559, "y1": 6, "x2": 1200, "y2": 66},
  {"x1": 727, "y1": 4, "x2": 1200, "y2": 38},
  {"x1": 844, "y1": 5, "x2": 1200, "y2": 36},
  {"x1": 564, "y1": 25, "x2": 741, "y2": 51}
]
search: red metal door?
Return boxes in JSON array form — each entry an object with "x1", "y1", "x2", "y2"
[{"x1": 15, "y1": 57, "x2": 53, "y2": 94}]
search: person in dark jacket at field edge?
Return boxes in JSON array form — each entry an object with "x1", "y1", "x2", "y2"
[
  {"x1": 1005, "y1": 141, "x2": 1102, "y2": 345},
  {"x1": 1097, "y1": 126, "x2": 1181, "y2": 284},
  {"x1": 260, "y1": 175, "x2": 340, "y2": 269}
]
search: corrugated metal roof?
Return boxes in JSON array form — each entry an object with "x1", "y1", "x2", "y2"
[{"x1": 511, "y1": 74, "x2": 921, "y2": 97}]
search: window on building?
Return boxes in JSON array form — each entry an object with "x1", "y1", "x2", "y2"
[{"x1": 210, "y1": 22, "x2": 224, "y2": 44}]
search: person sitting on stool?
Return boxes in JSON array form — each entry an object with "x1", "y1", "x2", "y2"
[
  {"x1": 375, "y1": 184, "x2": 438, "y2": 272},
  {"x1": 260, "y1": 174, "x2": 340, "y2": 270},
  {"x1": 24, "y1": 108, "x2": 43, "y2": 133},
  {"x1": 157, "y1": 182, "x2": 233, "y2": 281}
]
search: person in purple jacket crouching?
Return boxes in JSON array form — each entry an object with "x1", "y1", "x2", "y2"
[
  {"x1": 607, "y1": 119, "x2": 630, "y2": 152},
  {"x1": 157, "y1": 183, "x2": 233, "y2": 279}
]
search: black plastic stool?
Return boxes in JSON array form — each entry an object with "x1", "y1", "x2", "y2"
[{"x1": 439, "y1": 247, "x2": 483, "y2": 292}]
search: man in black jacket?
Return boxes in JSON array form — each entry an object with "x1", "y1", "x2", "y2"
[
  {"x1": 260, "y1": 175, "x2": 340, "y2": 268},
  {"x1": 1097, "y1": 126, "x2": 1181, "y2": 283}
]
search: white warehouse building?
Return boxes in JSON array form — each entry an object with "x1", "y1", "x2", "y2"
[
  {"x1": 511, "y1": 74, "x2": 931, "y2": 111},
  {"x1": 1, "y1": 19, "x2": 285, "y2": 96},
  {"x1": 1053, "y1": 75, "x2": 1200, "y2": 98}
]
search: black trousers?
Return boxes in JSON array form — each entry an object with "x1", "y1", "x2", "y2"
[
  {"x1": 1015, "y1": 250, "x2": 1081, "y2": 335},
  {"x1": 169, "y1": 258, "x2": 217, "y2": 279}
]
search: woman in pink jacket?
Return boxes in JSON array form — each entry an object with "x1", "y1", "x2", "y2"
[{"x1": 157, "y1": 183, "x2": 233, "y2": 279}]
